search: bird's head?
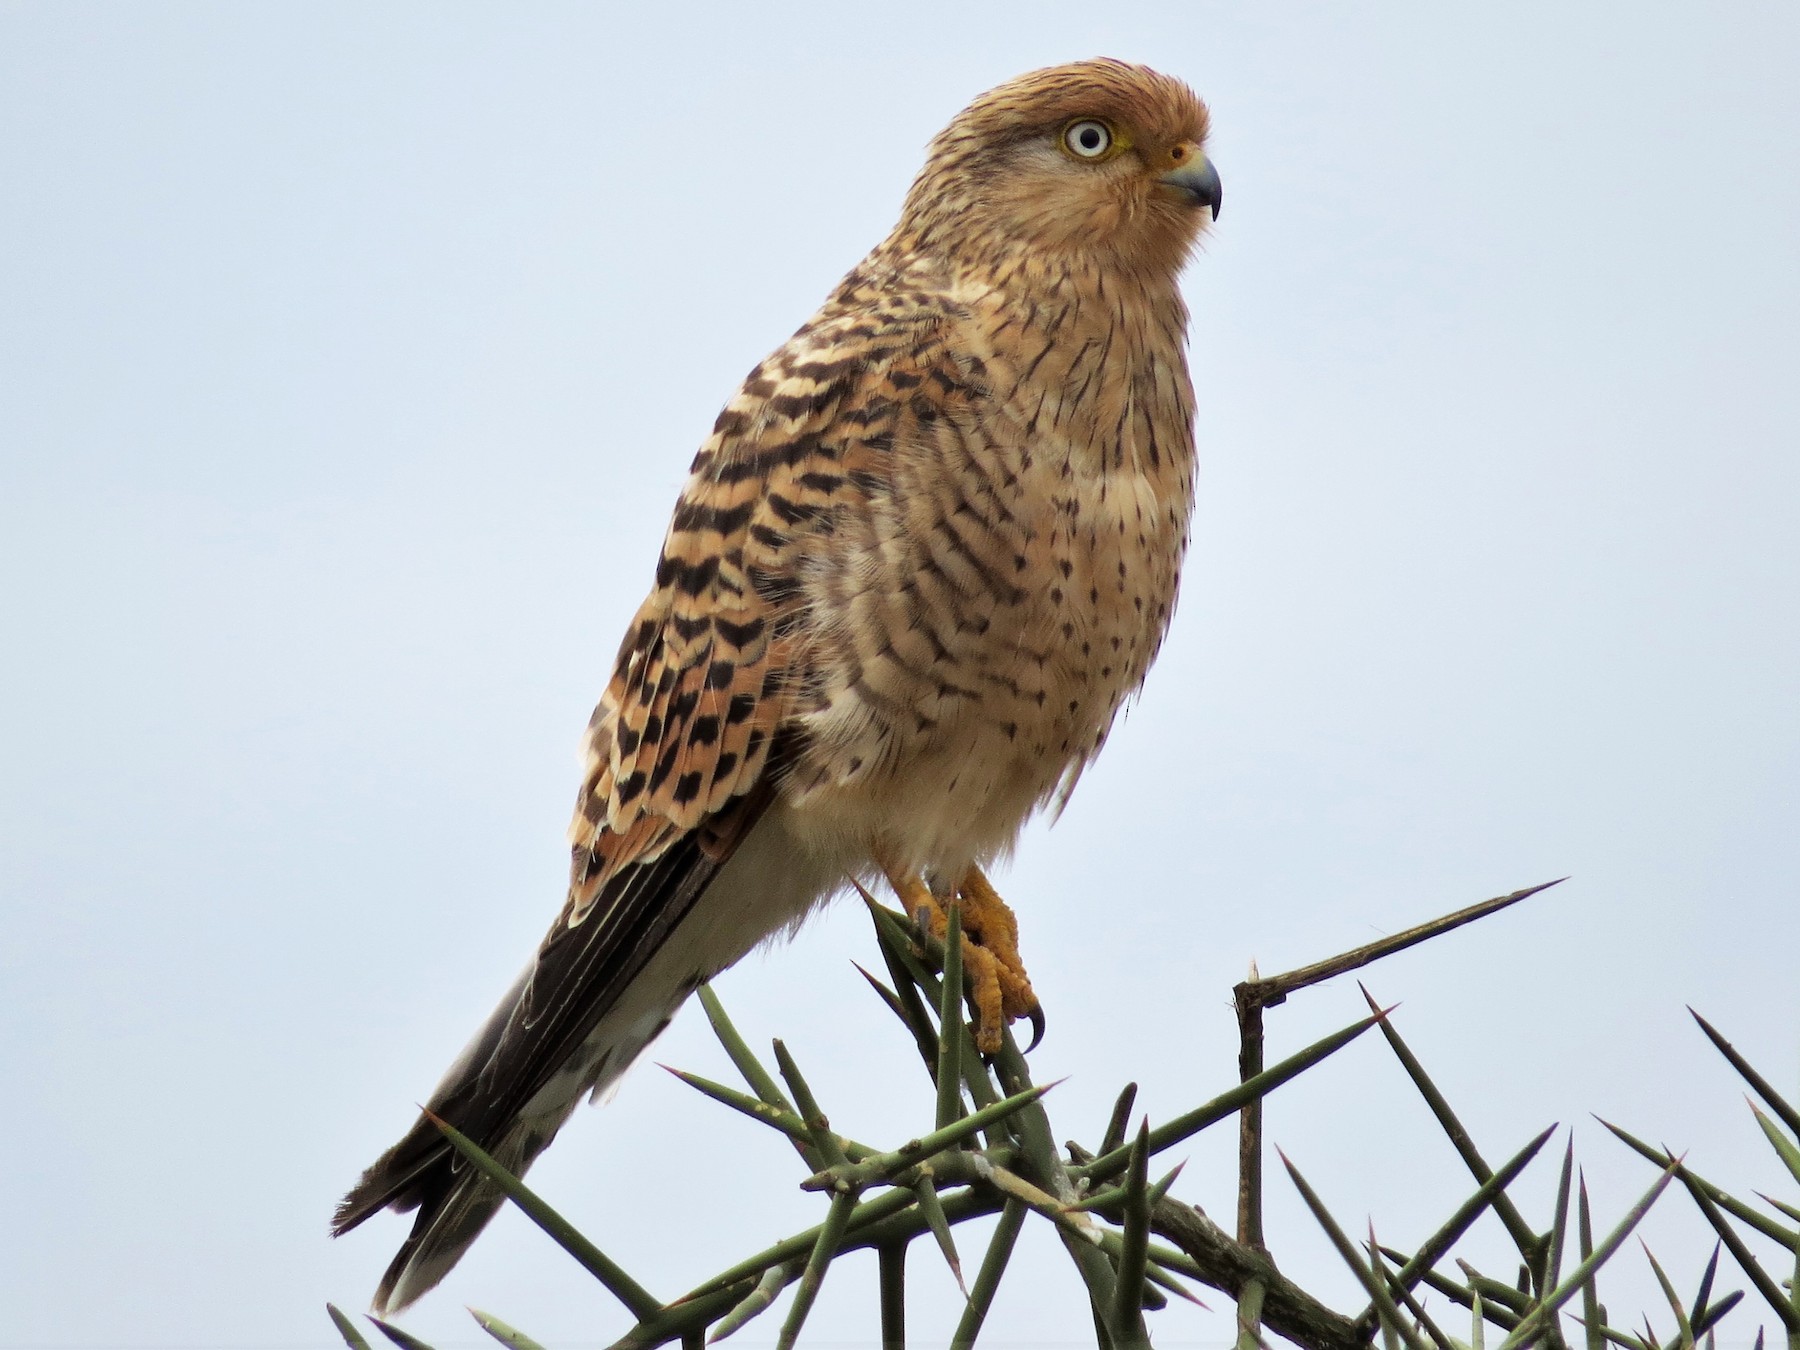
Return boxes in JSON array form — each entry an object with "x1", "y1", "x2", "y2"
[{"x1": 897, "y1": 59, "x2": 1219, "y2": 279}]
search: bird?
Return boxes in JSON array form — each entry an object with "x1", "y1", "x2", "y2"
[{"x1": 333, "y1": 56, "x2": 1222, "y2": 1313}]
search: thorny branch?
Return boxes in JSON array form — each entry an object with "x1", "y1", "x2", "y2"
[
  {"x1": 341, "y1": 874, "x2": 1800, "y2": 1350},
  {"x1": 1233, "y1": 881, "x2": 1562, "y2": 1257}
]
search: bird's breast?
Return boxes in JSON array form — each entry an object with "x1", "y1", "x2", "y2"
[{"x1": 779, "y1": 309, "x2": 1195, "y2": 877}]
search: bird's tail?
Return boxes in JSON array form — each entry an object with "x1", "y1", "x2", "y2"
[
  {"x1": 330, "y1": 960, "x2": 600, "y2": 1313},
  {"x1": 336, "y1": 1101, "x2": 571, "y2": 1313},
  {"x1": 333, "y1": 783, "x2": 798, "y2": 1312}
]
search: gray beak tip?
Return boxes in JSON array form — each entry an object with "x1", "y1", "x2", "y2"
[{"x1": 1162, "y1": 154, "x2": 1222, "y2": 220}]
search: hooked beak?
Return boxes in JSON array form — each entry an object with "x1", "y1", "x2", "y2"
[{"x1": 1160, "y1": 147, "x2": 1222, "y2": 220}]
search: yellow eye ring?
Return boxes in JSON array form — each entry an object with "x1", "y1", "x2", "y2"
[{"x1": 1061, "y1": 117, "x2": 1126, "y2": 162}]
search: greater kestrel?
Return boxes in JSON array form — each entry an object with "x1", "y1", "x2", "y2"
[{"x1": 335, "y1": 57, "x2": 1221, "y2": 1312}]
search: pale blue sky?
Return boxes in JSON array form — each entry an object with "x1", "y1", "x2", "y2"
[{"x1": 2, "y1": 4, "x2": 1797, "y2": 1347}]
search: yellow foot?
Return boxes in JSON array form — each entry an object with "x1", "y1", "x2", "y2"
[{"x1": 878, "y1": 858, "x2": 1042, "y2": 1055}]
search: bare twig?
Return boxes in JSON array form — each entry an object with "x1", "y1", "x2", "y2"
[
  {"x1": 1240, "y1": 882, "x2": 1561, "y2": 1011},
  {"x1": 1233, "y1": 882, "x2": 1558, "y2": 1254}
]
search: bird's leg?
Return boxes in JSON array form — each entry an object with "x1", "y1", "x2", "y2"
[
  {"x1": 876, "y1": 854, "x2": 1040, "y2": 1054},
  {"x1": 877, "y1": 860, "x2": 1007, "y2": 1052},
  {"x1": 955, "y1": 865, "x2": 1040, "y2": 1035}
]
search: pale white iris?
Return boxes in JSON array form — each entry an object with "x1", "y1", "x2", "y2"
[{"x1": 1063, "y1": 119, "x2": 1112, "y2": 159}]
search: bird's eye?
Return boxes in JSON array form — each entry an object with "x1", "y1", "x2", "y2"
[{"x1": 1062, "y1": 119, "x2": 1113, "y2": 160}]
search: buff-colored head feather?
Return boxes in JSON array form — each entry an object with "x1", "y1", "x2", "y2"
[{"x1": 896, "y1": 58, "x2": 1213, "y2": 274}]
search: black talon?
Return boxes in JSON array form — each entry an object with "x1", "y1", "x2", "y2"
[{"x1": 1023, "y1": 1005, "x2": 1047, "y2": 1053}]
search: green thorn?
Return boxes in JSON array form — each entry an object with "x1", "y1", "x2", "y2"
[
  {"x1": 1106, "y1": 1122, "x2": 1155, "y2": 1350},
  {"x1": 424, "y1": 1111, "x2": 661, "y2": 1320},
  {"x1": 1640, "y1": 1241, "x2": 1693, "y2": 1347},
  {"x1": 1697, "y1": 1243, "x2": 1724, "y2": 1310},
  {"x1": 368, "y1": 1315, "x2": 441, "y2": 1350},
  {"x1": 1493, "y1": 1159, "x2": 1682, "y2": 1350},
  {"x1": 1386, "y1": 1261, "x2": 1522, "y2": 1332},
  {"x1": 1071, "y1": 1159, "x2": 1188, "y2": 1216},
  {"x1": 776, "y1": 1189, "x2": 858, "y2": 1350},
  {"x1": 1372, "y1": 1235, "x2": 1457, "y2": 1350},
  {"x1": 953, "y1": 1198, "x2": 1028, "y2": 1348},
  {"x1": 803, "y1": 1080, "x2": 1056, "y2": 1194},
  {"x1": 1235, "y1": 1277, "x2": 1268, "y2": 1350},
  {"x1": 914, "y1": 1177, "x2": 967, "y2": 1295},
  {"x1": 937, "y1": 899, "x2": 968, "y2": 1130},
  {"x1": 1750, "y1": 1104, "x2": 1800, "y2": 1189},
  {"x1": 679, "y1": 1184, "x2": 925, "y2": 1303},
  {"x1": 707, "y1": 1258, "x2": 802, "y2": 1344},
  {"x1": 1459, "y1": 1264, "x2": 1533, "y2": 1315},
  {"x1": 326, "y1": 1305, "x2": 375, "y2": 1350},
  {"x1": 865, "y1": 893, "x2": 1005, "y2": 1115},
  {"x1": 1674, "y1": 1165, "x2": 1800, "y2": 1334},
  {"x1": 1597, "y1": 1118, "x2": 1799, "y2": 1246},
  {"x1": 1690, "y1": 1243, "x2": 1723, "y2": 1335},
  {"x1": 1093, "y1": 1233, "x2": 1207, "y2": 1309},
  {"x1": 1689, "y1": 1010, "x2": 1800, "y2": 1140},
  {"x1": 1692, "y1": 1291, "x2": 1745, "y2": 1343},
  {"x1": 612, "y1": 1279, "x2": 763, "y2": 1350},
  {"x1": 1579, "y1": 1173, "x2": 1606, "y2": 1350},
  {"x1": 468, "y1": 1308, "x2": 550, "y2": 1350},
  {"x1": 772, "y1": 1038, "x2": 850, "y2": 1169},
  {"x1": 660, "y1": 1063, "x2": 873, "y2": 1161},
  {"x1": 863, "y1": 890, "x2": 941, "y2": 993},
  {"x1": 1080, "y1": 1009, "x2": 1386, "y2": 1185},
  {"x1": 878, "y1": 1242, "x2": 907, "y2": 1350},
  {"x1": 1544, "y1": 1135, "x2": 1576, "y2": 1296},
  {"x1": 855, "y1": 960, "x2": 942, "y2": 1073},
  {"x1": 1360, "y1": 985, "x2": 1542, "y2": 1263},
  {"x1": 697, "y1": 985, "x2": 794, "y2": 1113},
  {"x1": 1101, "y1": 1083, "x2": 1139, "y2": 1159},
  {"x1": 1281, "y1": 1149, "x2": 1435, "y2": 1350},
  {"x1": 1387, "y1": 1125, "x2": 1555, "y2": 1302}
]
